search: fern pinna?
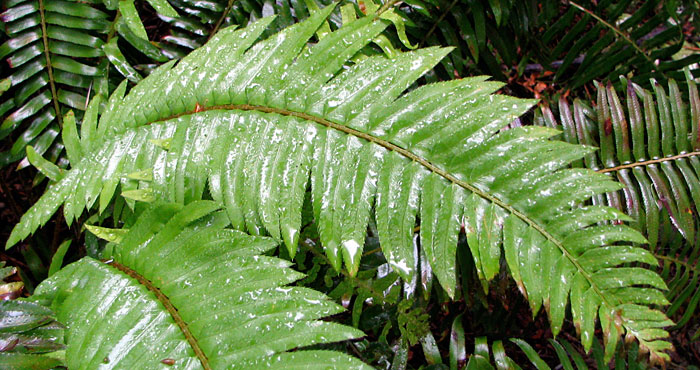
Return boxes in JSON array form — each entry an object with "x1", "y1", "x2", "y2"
[{"x1": 8, "y1": 4, "x2": 672, "y2": 364}]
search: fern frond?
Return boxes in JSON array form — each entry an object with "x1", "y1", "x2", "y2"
[
  {"x1": 28, "y1": 201, "x2": 367, "y2": 369},
  {"x1": 537, "y1": 71, "x2": 700, "y2": 334},
  {"x1": 9, "y1": 6, "x2": 672, "y2": 362},
  {"x1": 0, "y1": 0, "x2": 111, "y2": 167},
  {"x1": 537, "y1": 74, "x2": 700, "y2": 247},
  {"x1": 559, "y1": 0, "x2": 698, "y2": 88}
]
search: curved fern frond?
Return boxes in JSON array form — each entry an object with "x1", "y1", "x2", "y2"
[
  {"x1": 30, "y1": 201, "x2": 368, "y2": 369},
  {"x1": 9, "y1": 5, "x2": 672, "y2": 362},
  {"x1": 537, "y1": 71, "x2": 700, "y2": 334},
  {"x1": 0, "y1": 0, "x2": 111, "y2": 167}
]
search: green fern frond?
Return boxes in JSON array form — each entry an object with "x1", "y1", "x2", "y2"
[
  {"x1": 558, "y1": 0, "x2": 699, "y2": 89},
  {"x1": 8, "y1": 6, "x2": 672, "y2": 362},
  {"x1": 0, "y1": 0, "x2": 186, "y2": 169},
  {"x1": 0, "y1": 0, "x2": 112, "y2": 167},
  {"x1": 28, "y1": 201, "x2": 367, "y2": 369},
  {"x1": 537, "y1": 73, "x2": 700, "y2": 247},
  {"x1": 155, "y1": 0, "x2": 403, "y2": 61},
  {"x1": 537, "y1": 71, "x2": 700, "y2": 335}
]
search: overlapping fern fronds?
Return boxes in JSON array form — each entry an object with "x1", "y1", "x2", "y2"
[
  {"x1": 400, "y1": 0, "x2": 700, "y2": 87},
  {"x1": 155, "y1": 0, "x2": 339, "y2": 59},
  {"x1": 0, "y1": 0, "x2": 415, "y2": 171},
  {"x1": 7, "y1": 5, "x2": 673, "y2": 363},
  {"x1": 554, "y1": 0, "x2": 700, "y2": 89},
  {"x1": 155, "y1": 0, "x2": 417, "y2": 63},
  {"x1": 538, "y1": 71, "x2": 700, "y2": 335},
  {"x1": 0, "y1": 300, "x2": 65, "y2": 368}
]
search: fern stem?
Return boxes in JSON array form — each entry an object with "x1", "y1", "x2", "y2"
[
  {"x1": 209, "y1": 0, "x2": 237, "y2": 42},
  {"x1": 596, "y1": 151, "x2": 700, "y2": 174},
  {"x1": 150, "y1": 103, "x2": 618, "y2": 311},
  {"x1": 37, "y1": 0, "x2": 62, "y2": 127},
  {"x1": 106, "y1": 260, "x2": 211, "y2": 370},
  {"x1": 107, "y1": 11, "x2": 121, "y2": 42}
]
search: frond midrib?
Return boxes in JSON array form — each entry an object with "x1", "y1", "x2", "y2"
[
  {"x1": 597, "y1": 151, "x2": 700, "y2": 174},
  {"x1": 38, "y1": 0, "x2": 61, "y2": 127},
  {"x1": 144, "y1": 102, "x2": 618, "y2": 312},
  {"x1": 107, "y1": 260, "x2": 211, "y2": 369}
]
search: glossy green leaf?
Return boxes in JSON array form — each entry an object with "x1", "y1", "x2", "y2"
[
  {"x1": 61, "y1": 110, "x2": 82, "y2": 164},
  {"x1": 0, "y1": 301, "x2": 54, "y2": 333},
  {"x1": 492, "y1": 340, "x2": 520, "y2": 370},
  {"x1": 47, "y1": 240, "x2": 71, "y2": 277},
  {"x1": 25, "y1": 146, "x2": 62, "y2": 182},
  {"x1": 119, "y1": 0, "x2": 148, "y2": 40},
  {"x1": 102, "y1": 37, "x2": 142, "y2": 82},
  {"x1": 146, "y1": 0, "x2": 178, "y2": 17},
  {"x1": 420, "y1": 332, "x2": 442, "y2": 365},
  {"x1": 378, "y1": 9, "x2": 416, "y2": 49},
  {"x1": 510, "y1": 338, "x2": 550, "y2": 370},
  {"x1": 466, "y1": 355, "x2": 494, "y2": 370},
  {"x1": 449, "y1": 315, "x2": 466, "y2": 370},
  {"x1": 84, "y1": 224, "x2": 128, "y2": 244}
]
